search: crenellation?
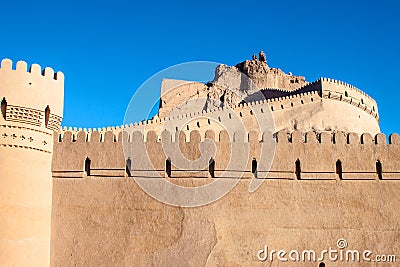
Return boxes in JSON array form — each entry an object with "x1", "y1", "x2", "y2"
[
  {"x1": 51, "y1": 127, "x2": 400, "y2": 182},
  {"x1": 76, "y1": 131, "x2": 87, "y2": 142},
  {"x1": 16, "y1": 60, "x2": 27, "y2": 72},
  {"x1": 261, "y1": 130, "x2": 273, "y2": 142},
  {"x1": 42, "y1": 67, "x2": 54, "y2": 79},
  {"x1": 190, "y1": 130, "x2": 201, "y2": 142},
  {"x1": 305, "y1": 131, "x2": 318, "y2": 143},
  {"x1": 177, "y1": 130, "x2": 187, "y2": 143},
  {"x1": 233, "y1": 130, "x2": 245, "y2": 142},
  {"x1": 276, "y1": 131, "x2": 289, "y2": 143},
  {"x1": 347, "y1": 132, "x2": 360, "y2": 144},
  {"x1": 29, "y1": 63, "x2": 42, "y2": 75},
  {"x1": 146, "y1": 131, "x2": 158, "y2": 142},
  {"x1": 103, "y1": 131, "x2": 115, "y2": 142},
  {"x1": 375, "y1": 133, "x2": 386, "y2": 144},
  {"x1": 205, "y1": 129, "x2": 215, "y2": 140},
  {"x1": 54, "y1": 71, "x2": 64, "y2": 81},
  {"x1": 161, "y1": 130, "x2": 172, "y2": 143},
  {"x1": 1, "y1": 58, "x2": 64, "y2": 81},
  {"x1": 361, "y1": 133, "x2": 374, "y2": 144},
  {"x1": 248, "y1": 130, "x2": 259, "y2": 142},
  {"x1": 62, "y1": 131, "x2": 73, "y2": 142},
  {"x1": 131, "y1": 131, "x2": 144, "y2": 142},
  {"x1": 389, "y1": 133, "x2": 400, "y2": 144},
  {"x1": 334, "y1": 132, "x2": 347, "y2": 144},
  {"x1": 91, "y1": 131, "x2": 101, "y2": 142},
  {"x1": 219, "y1": 130, "x2": 230, "y2": 143},
  {"x1": 290, "y1": 130, "x2": 302, "y2": 143},
  {"x1": 1, "y1": 58, "x2": 12, "y2": 69},
  {"x1": 320, "y1": 132, "x2": 331, "y2": 143}
]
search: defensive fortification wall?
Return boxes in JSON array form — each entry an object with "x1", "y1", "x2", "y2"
[
  {"x1": 1, "y1": 56, "x2": 397, "y2": 266},
  {"x1": 51, "y1": 176, "x2": 400, "y2": 266},
  {"x1": 51, "y1": 128, "x2": 400, "y2": 266},
  {"x1": 0, "y1": 59, "x2": 64, "y2": 266},
  {"x1": 151, "y1": 77, "x2": 380, "y2": 137},
  {"x1": 320, "y1": 77, "x2": 378, "y2": 118},
  {"x1": 52, "y1": 129, "x2": 400, "y2": 180}
]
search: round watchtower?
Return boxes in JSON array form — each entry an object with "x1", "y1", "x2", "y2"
[{"x1": 0, "y1": 59, "x2": 63, "y2": 266}]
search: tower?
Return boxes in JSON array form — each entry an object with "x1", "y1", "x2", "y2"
[{"x1": 0, "y1": 59, "x2": 63, "y2": 266}]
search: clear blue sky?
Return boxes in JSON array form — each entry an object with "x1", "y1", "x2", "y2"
[{"x1": 1, "y1": 0, "x2": 399, "y2": 135}]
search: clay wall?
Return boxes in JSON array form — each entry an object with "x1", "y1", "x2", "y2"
[
  {"x1": 0, "y1": 59, "x2": 64, "y2": 266},
  {"x1": 51, "y1": 129, "x2": 400, "y2": 266},
  {"x1": 52, "y1": 129, "x2": 399, "y2": 180}
]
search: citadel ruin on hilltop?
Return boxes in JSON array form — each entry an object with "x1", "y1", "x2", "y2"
[
  {"x1": 0, "y1": 53, "x2": 399, "y2": 266},
  {"x1": 156, "y1": 51, "x2": 379, "y2": 135}
]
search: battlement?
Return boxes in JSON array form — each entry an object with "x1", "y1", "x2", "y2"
[
  {"x1": 0, "y1": 58, "x2": 64, "y2": 131},
  {"x1": 60, "y1": 72, "x2": 381, "y2": 143},
  {"x1": 260, "y1": 78, "x2": 320, "y2": 96},
  {"x1": 320, "y1": 77, "x2": 378, "y2": 119},
  {"x1": 60, "y1": 89, "x2": 321, "y2": 138},
  {"x1": 56, "y1": 128, "x2": 399, "y2": 144},
  {"x1": 0, "y1": 58, "x2": 64, "y2": 81},
  {"x1": 53, "y1": 129, "x2": 400, "y2": 180}
]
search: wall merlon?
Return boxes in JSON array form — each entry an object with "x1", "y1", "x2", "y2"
[
  {"x1": 190, "y1": 130, "x2": 201, "y2": 142},
  {"x1": 361, "y1": 133, "x2": 374, "y2": 144},
  {"x1": 276, "y1": 131, "x2": 289, "y2": 143},
  {"x1": 76, "y1": 131, "x2": 87, "y2": 142},
  {"x1": 290, "y1": 131, "x2": 302, "y2": 143},
  {"x1": 176, "y1": 130, "x2": 186, "y2": 142},
  {"x1": 205, "y1": 129, "x2": 215, "y2": 140},
  {"x1": 42, "y1": 67, "x2": 54, "y2": 79},
  {"x1": 29, "y1": 63, "x2": 42, "y2": 76},
  {"x1": 375, "y1": 133, "x2": 386, "y2": 144},
  {"x1": 320, "y1": 132, "x2": 331, "y2": 143},
  {"x1": 146, "y1": 131, "x2": 158, "y2": 142},
  {"x1": 389, "y1": 133, "x2": 400, "y2": 144},
  {"x1": 104, "y1": 131, "x2": 116, "y2": 143},
  {"x1": 62, "y1": 131, "x2": 73, "y2": 142},
  {"x1": 233, "y1": 130, "x2": 245, "y2": 142},
  {"x1": 91, "y1": 131, "x2": 102, "y2": 142},
  {"x1": 334, "y1": 132, "x2": 347, "y2": 144},
  {"x1": 161, "y1": 130, "x2": 172, "y2": 143},
  {"x1": 347, "y1": 132, "x2": 360, "y2": 144},
  {"x1": 1, "y1": 58, "x2": 12, "y2": 69},
  {"x1": 305, "y1": 131, "x2": 318, "y2": 143},
  {"x1": 16, "y1": 60, "x2": 28, "y2": 72}
]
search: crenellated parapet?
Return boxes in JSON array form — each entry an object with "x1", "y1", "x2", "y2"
[
  {"x1": 0, "y1": 58, "x2": 64, "y2": 131},
  {"x1": 260, "y1": 78, "x2": 320, "y2": 99},
  {"x1": 320, "y1": 77, "x2": 379, "y2": 121},
  {"x1": 52, "y1": 129, "x2": 400, "y2": 180}
]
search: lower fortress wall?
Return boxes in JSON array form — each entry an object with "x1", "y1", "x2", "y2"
[
  {"x1": 50, "y1": 130, "x2": 400, "y2": 266},
  {"x1": 51, "y1": 178, "x2": 400, "y2": 266}
]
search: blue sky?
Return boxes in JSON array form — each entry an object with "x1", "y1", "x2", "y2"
[{"x1": 1, "y1": 0, "x2": 399, "y2": 135}]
